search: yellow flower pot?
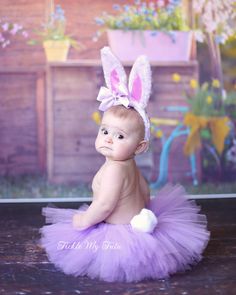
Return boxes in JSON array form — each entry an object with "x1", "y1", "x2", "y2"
[{"x1": 43, "y1": 40, "x2": 70, "y2": 62}]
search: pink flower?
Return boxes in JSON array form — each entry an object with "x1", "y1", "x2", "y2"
[
  {"x1": 157, "y1": 0, "x2": 165, "y2": 8},
  {"x1": 22, "y1": 31, "x2": 28, "y2": 38}
]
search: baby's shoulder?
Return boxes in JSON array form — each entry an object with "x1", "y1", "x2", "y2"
[{"x1": 103, "y1": 161, "x2": 132, "y2": 180}]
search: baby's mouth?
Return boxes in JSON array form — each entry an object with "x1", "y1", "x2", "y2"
[{"x1": 100, "y1": 146, "x2": 112, "y2": 150}]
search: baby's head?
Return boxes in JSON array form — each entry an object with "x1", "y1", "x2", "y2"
[
  {"x1": 106, "y1": 105, "x2": 145, "y2": 140},
  {"x1": 96, "y1": 47, "x2": 152, "y2": 161},
  {"x1": 95, "y1": 105, "x2": 148, "y2": 161}
]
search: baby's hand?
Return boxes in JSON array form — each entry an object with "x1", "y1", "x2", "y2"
[{"x1": 73, "y1": 213, "x2": 86, "y2": 230}]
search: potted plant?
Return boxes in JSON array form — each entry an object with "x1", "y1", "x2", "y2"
[
  {"x1": 29, "y1": 4, "x2": 82, "y2": 61},
  {"x1": 94, "y1": 0, "x2": 193, "y2": 62},
  {"x1": 172, "y1": 73, "x2": 234, "y2": 181},
  {"x1": 173, "y1": 74, "x2": 230, "y2": 155}
]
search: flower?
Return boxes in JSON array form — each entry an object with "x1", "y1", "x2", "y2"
[
  {"x1": 0, "y1": 20, "x2": 28, "y2": 48},
  {"x1": 212, "y1": 79, "x2": 220, "y2": 88},
  {"x1": 206, "y1": 95, "x2": 213, "y2": 104},
  {"x1": 192, "y1": 0, "x2": 236, "y2": 44},
  {"x1": 172, "y1": 73, "x2": 225, "y2": 117},
  {"x1": 155, "y1": 130, "x2": 163, "y2": 138},
  {"x1": 29, "y1": 4, "x2": 82, "y2": 49},
  {"x1": 172, "y1": 73, "x2": 181, "y2": 82},
  {"x1": 92, "y1": 111, "x2": 102, "y2": 125},
  {"x1": 190, "y1": 79, "x2": 198, "y2": 89},
  {"x1": 94, "y1": 0, "x2": 189, "y2": 40}
]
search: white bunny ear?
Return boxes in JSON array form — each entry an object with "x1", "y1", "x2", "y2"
[
  {"x1": 100, "y1": 47, "x2": 127, "y2": 92},
  {"x1": 128, "y1": 55, "x2": 151, "y2": 109}
]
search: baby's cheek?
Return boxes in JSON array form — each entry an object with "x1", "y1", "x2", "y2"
[
  {"x1": 118, "y1": 145, "x2": 133, "y2": 158},
  {"x1": 95, "y1": 136, "x2": 100, "y2": 150}
]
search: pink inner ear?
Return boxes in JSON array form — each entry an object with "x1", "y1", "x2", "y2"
[
  {"x1": 110, "y1": 69, "x2": 120, "y2": 92},
  {"x1": 131, "y1": 74, "x2": 142, "y2": 102}
]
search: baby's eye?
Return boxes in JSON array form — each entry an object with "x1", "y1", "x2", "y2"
[
  {"x1": 117, "y1": 134, "x2": 124, "y2": 140},
  {"x1": 101, "y1": 128, "x2": 108, "y2": 135}
]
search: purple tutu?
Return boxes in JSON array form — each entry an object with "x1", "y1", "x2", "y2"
[{"x1": 40, "y1": 184, "x2": 210, "y2": 282}]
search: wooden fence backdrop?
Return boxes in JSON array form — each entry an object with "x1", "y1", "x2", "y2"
[
  {"x1": 0, "y1": 0, "x2": 200, "y2": 184},
  {"x1": 0, "y1": 0, "x2": 128, "y2": 177}
]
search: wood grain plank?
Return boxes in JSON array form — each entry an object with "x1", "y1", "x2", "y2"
[{"x1": 0, "y1": 72, "x2": 40, "y2": 175}]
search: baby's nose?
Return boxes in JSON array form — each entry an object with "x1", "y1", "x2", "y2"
[{"x1": 105, "y1": 136, "x2": 113, "y2": 143}]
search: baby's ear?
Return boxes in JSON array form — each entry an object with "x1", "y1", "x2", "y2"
[
  {"x1": 128, "y1": 55, "x2": 151, "y2": 109},
  {"x1": 101, "y1": 47, "x2": 127, "y2": 92},
  {"x1": 135, "y1": 141, "x2": 149, "y2": 155}
]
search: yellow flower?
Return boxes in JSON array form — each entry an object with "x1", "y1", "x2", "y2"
[
  {"x1": 92, "y1": 111, "x2": 101, "y2": 125},
  {"x1": 172, "y1": 73, "x2": 181, "y2": 83},
  {"x1": 212, "y1": 79, "x2": 220, "y2": 88},
  {"x1": 190, "y1": 79, "x2": 198, "y2": 89},
  {"x1": 206, "y1": 96, "x2": 213, "y2": 104},
  {"x1": 156, "y1": 130, "x2": 163, "y2": 138}
]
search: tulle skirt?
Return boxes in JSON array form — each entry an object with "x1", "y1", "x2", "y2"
[{"x1": 40, "y1": 184, "x2": 210, "y2": 282}]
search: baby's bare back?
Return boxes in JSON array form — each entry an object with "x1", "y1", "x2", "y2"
[{"x1": 92, "y1": 159, "x2": 150, "y2": 224}]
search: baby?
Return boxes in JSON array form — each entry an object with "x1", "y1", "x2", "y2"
[
  {"x1": 40, "y1": 47, "x2": 209, "y2": 283},
  {"x1": 73, "y1": 105, "x2": 150, "y2": 229},
  {"x1": 72, "y1": 45, "x2": 154, "y2": 230}
]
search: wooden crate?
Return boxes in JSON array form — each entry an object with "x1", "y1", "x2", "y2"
[{"x1": 47, "y1": 60, "x2": 200, "y2": 184}]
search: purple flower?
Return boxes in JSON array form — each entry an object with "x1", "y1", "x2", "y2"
[
  {"x1": 215, "y1": 35, "x2": 225, "y2": 44},
  {"x1": 2, "y1": 40, "x2": 10, "y2": 48},
  {"x1": 0, "y1": 20, "x2": 28, "y2": 48},
  {"x1": 113, "y1": 4, "x2": 120, "y2": 11},
  {"x1": 123, "y1": 5, "x2": 130, "y2": 12},
  {"x1": 169, "y1": 0, "x2": 181, "y2": 7},
  {"x1": 95, "y1": 17, "x2": 105, "y2": 25},
  {"x1": 2, "y1": 23, "x2": 9, "y2": 31},
  {"x1": 10, "y1": 23, "x2": 22, "y2": 35},
  {"x1": 0, "y1": 33, "x2": 5, "y2": 42}
]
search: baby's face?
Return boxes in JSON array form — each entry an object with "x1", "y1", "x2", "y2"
[{"x1": 95, "y1": 112, "x2": 143, "y2": 161}]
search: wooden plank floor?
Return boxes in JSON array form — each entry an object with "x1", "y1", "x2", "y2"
[{"x1": 0, "y1": 198, "x2": 235, "y2": 295}]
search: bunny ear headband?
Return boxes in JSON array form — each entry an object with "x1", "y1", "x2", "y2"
[{"x1": 97, "y1": 47, "x2": 152, "y2": 141}]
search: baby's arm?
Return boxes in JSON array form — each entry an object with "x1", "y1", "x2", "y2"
[
  {"x1": 73, "y1": 164, "x2": 125, "y2": 229},
  {"x1": 139, "y1": 171, "x2": 150, "y2": 205}
]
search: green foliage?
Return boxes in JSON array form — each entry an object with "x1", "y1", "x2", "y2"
[
  {"x1": 1, "y1": 175, "x2": 235, "y2": 198},
  {"x1": 224, "y1": 91, "x2": 236, "y2": 105},
  {"x1": 185, "y1": 182, "x2": 236, "y2": 194},
  {"x1": 221, "y1": 37, "x2": 236, "y2": 91},
  {"x1": 0, "y1": 175, "x2": 91, "y2": 199},
  {"x1": 186, "y1": 82, "x2": 226, "y2": 117},
  {"x1": 223, "y1": 90, "x2": 236, "y2": 119}
]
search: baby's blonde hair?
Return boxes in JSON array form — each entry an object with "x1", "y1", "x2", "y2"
[{"x1": 105, "y1": 105, "x2": 145, "y2": 140}]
